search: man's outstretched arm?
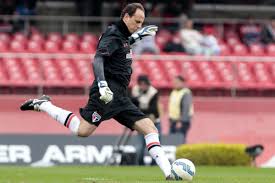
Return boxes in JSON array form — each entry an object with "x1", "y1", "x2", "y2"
[{"x1": 92, "y1": 56, "x2": 113, "y2": 104}]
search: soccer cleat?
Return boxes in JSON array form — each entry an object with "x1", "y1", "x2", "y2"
[
  {"x1": 20, "y1": 95, "x2": 51, "y2": 112},
  {"x1": 165, "y1": 174, "x2": 175, "y2": 181}
]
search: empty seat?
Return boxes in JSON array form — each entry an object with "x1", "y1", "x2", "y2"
[
  {"x1": 249, "y1": 44, "x2": 264, "y2": 56},
  {"x1": 266, "y1": 44, "x2": 275, "y2": 56},
  {"x1": 64, "y1": 33, "x2": 79, "y2": 44},
  {"x1": 232, "y1": 44, "x2": 248, "y2": 56},
  {"x1": 27, "y1": 40, "x2": 43, "y2": 53},
  {"x1": 47, "y1": 32, "x2": 62, "y2": 44},
  {"x1": 0, "y1": 32, "x2": 10, "y2": 44},
  {"x1": 44, "y1": 41, "x2": 60, "y2": 53},
  {"x1": 10, "y1": 40, "x2": 26, "y2": 52},
  {"x1": 62, "y1": 41, "x2": 78, "y2": 53},
  {"x1": 79, "y1": 41, "x2": 96, "y2": 53}
]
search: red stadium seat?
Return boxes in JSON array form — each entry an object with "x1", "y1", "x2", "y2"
[
  {"x1": 27, "y1": 40, "x2": 43, "y2": 53},
  {"x1": 44, "y1": 41, "x2": 60, "y2": 53},
  {"x1": 64, "y1": 33, "x2": 79, "y2": 44},
  {"x1": 251, "y1": 62, "x2": 274, "y2": 89},
  {"x1": 0, "y1": 41, "x2": 8, "y2": 52},
  {"x1": 266, "y1": 44, "x2": 275, "y2": 56},
  {"x1": 40, "y1": 58, "x2": 63, "y2": 86},
  {"x1": 72, "y1": 59, "x2": 92, "y2": 82},
  {"x1": 232, "y1": 44, "x2": 248, "y2": 56},
  {"x1": 219, "y1": 43, "x2": 231, "y2": 56},
  {"x1": 79, "y1": 41, "x2": 96, "y2": 53},
  {"x1": 249, "y1": 44, "x2": 264, "y2": 56},
  {"x1": 56, "y1": 59, "x2": 81, "y2": 86},
  {"x1": 236, "y1": 62, "x2": 256, "y2": 89},
  {"x1": 13, "y1": 32, "x2": 27, "y2": 44},
  {"x1": 2, "y1": 58, "x2": 27, "y2": 85},
  {"x1": 62, "y1": 41, "x2": 78, "y2": 53},
  {"x1": 30, "y1": 33, "x2": 45, "y2": 44},
  {"x1": 20, "y1": 58, "x2": 42, "y2": 84},
  {"x1": 82, "y1": 33, "x2": 98, "y2": 45},
  {"x1": 180, "y1": 61, "x2": 203, "y2": 88},
  {"x1": 0, "y1": 59, "x2": 9, "y2": 85},
  {"x1": 47, "y1": 32, "x2": 62, "y2": 44},
  {"x1": 0, "y1": 32, "x2": 10, "y2": 44},
  {"x1": 213, "y1": 61, "x2": 235, "y2": 88},
  {"x1": 195, "y1": 61, "x2": 223, "y2": 88},
  {"x1": 10, "y1": 40, "x2": 26, "y2": 52}
]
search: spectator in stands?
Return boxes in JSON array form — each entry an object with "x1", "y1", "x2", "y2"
[
  {"x1": 132, "y1": 35, "x2": 159, "y2": 55},
  {"x1": 163, "y1": 34, "x2": 185, "y2": 53},
  {"x1": 261, "y1": 17, "x2": 275, "y2": 44},
  {"x1": 13, "y1": 0, "x2": 37, "y2": 32},
  {"x1": 240, "y1": 16, "x2": 261, "y2": 45},
  {"x1": 201, "y1": 27, "x2": 221, "y2": 55},
  {"x1": 180, "y1": 19, "x2": 220, "y2": 55},
  {"x1": 179, "y1": 19, "x2": 204, "y2": 55},
  {"x1": 131, "y1": 75, "x2": 162, "y2": 165},
  {"x1": 168, "y1": 76, "x2": 193, "y2": 143}
]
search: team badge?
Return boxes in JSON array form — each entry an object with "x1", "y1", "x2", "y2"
[{"x1": 92, "y1": 111, "x2": 101, "y2": 122}]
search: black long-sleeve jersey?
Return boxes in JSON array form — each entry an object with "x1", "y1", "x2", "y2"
[{"x1": 94, "y1": 20, "x2": 133, "y2": 87}]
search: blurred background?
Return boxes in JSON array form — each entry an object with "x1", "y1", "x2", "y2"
[{"x1": 0, "y1": 0, "x2": 275, "y2": 167}]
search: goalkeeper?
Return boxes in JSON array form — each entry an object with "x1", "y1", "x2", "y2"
[{"x1": 20, "y1": 3, "x2": 174, "y2": 180}]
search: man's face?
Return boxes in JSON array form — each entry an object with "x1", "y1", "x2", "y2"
[
  {"x1": 173, "y1": 78, "x2": 184, "y2": 89},
  {"x1": 139, "y1": 82, "x2": 149, "y2": 92},
  {"x1": 123, "y1": 9, "x2": 145, "y2": 33}
]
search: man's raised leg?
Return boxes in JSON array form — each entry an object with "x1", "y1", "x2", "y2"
[{"x1": 20, "y1": 95, "x2": 96, "y2": 137}]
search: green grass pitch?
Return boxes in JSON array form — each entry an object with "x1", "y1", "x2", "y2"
[{"x1": 0, "y1": 166, "x2": 274, "y2": 183}]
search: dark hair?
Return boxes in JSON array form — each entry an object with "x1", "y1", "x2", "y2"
[
  {"x1": 176, "y1": 75, "x2": 185, "y2": 82},
  {"x1": 137, "y1": 75, "x2": 150, "y2": 85},
  {"x1": 120, "y1": 3, "x2": 145, "y2": 19}
]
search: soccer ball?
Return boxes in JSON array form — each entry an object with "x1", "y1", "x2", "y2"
[{"x1": 171, "y1": 158, "x2": 196, "y2": 181}]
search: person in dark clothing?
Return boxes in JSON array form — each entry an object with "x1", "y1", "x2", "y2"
[
  {"x1": 20, "y1": 3, "x2": 174, "y2": 180},
  {"x1": 131, "y1": 75, "x2": 162, "y2": 165},
  {"x1": 168, "y1": 76, "x2": 194, "y2": 143},
  {"x1": 260, "y1": 17, "x2": 275, "y2": 44}
]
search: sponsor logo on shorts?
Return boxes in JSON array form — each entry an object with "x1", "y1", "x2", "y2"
[{"x1": 92, "y1": 111, "x2": 101, "y2": 123}]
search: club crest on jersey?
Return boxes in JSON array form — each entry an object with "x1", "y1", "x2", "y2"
[{"x1": 92, "y1": 111, "x2": 101, "y2": 123}]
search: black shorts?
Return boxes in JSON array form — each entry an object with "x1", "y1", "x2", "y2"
[{"x1": 79, "y1": 79, "x2": 146, "y2": 130}]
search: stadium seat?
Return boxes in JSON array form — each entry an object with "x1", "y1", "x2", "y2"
[
  {"x1": 232, "y1": 44, "x2": 248, "y2": 56},
  {"x1": 2, "y1": 58, "x2": 27, "y2": 85},
  {"x1": 79, "y1": 41, "x2": 96, "y2": 53},
  {"x1": 56, "y1": 58, "x2": 81, "y2": 86},
  {"x1": 249, "y1": 44, "x2": 264, "y2": 56},
  {"x1": 0, "y1": 32, "x2": 10, "y2": 44},
  {"x1": 266, "y1": 44, "x2": 275, "y2": 56},
  {"x1": 20, "y1": 58, "x2": 42, "y2": 85},
  {"x1": 213, "y1": 61, "x2": 235, "y2": 88},
  {"x1": 27, "y1": 40, "x2": 43, "y2": 53},
  {"x1": 10, "y1": 40, "x2": 26, "y2": 52},
  {"x1": 72, "y1": 59, "x2": 92, "y2": 82},
  {"x1": 180, "y1": 61, "x2": 203, "y2": 88},
  {"x1": 195, "y1": 61, "x2": 223, "y2": 88},
  {"x1": 64, "y1": 33, "x2": 79, "y2": 44},
  {"x1": 139, "y1": 59, "x2": 169, "y2": 88},
  {"x1": 236, "y1": 62, "x2": 256, "y2": 89},
  {"x1": 13, "y1": 32, "x2": 27, "y2": 44},
  {"x1": 0, "y1": 59, "x2": 9, "y2": 85},
  {"x1": 44, "y1": 41, "x2": 60, "y2": 53},
  {"x1": 30, "y1": 33, "x2": 45, "y2": 44},
  {"x1": 251, "y1": 62, "x2": 274, "y2": 89},
  {"x1": 62, "y1": 41, "x2": 78, "y2": 53},
  {"x1": 47, "y1": 32, "x2": 62, "y2": 44},
  {"x1": 219, "y1": 43, "x2": 231, "y2": 56},
  {"x1": 82, "y1": 33, "x2": 98, "y2": 45},
  {"x1": 0, "y1": 41, "x2": 8, "y2": 52}
]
